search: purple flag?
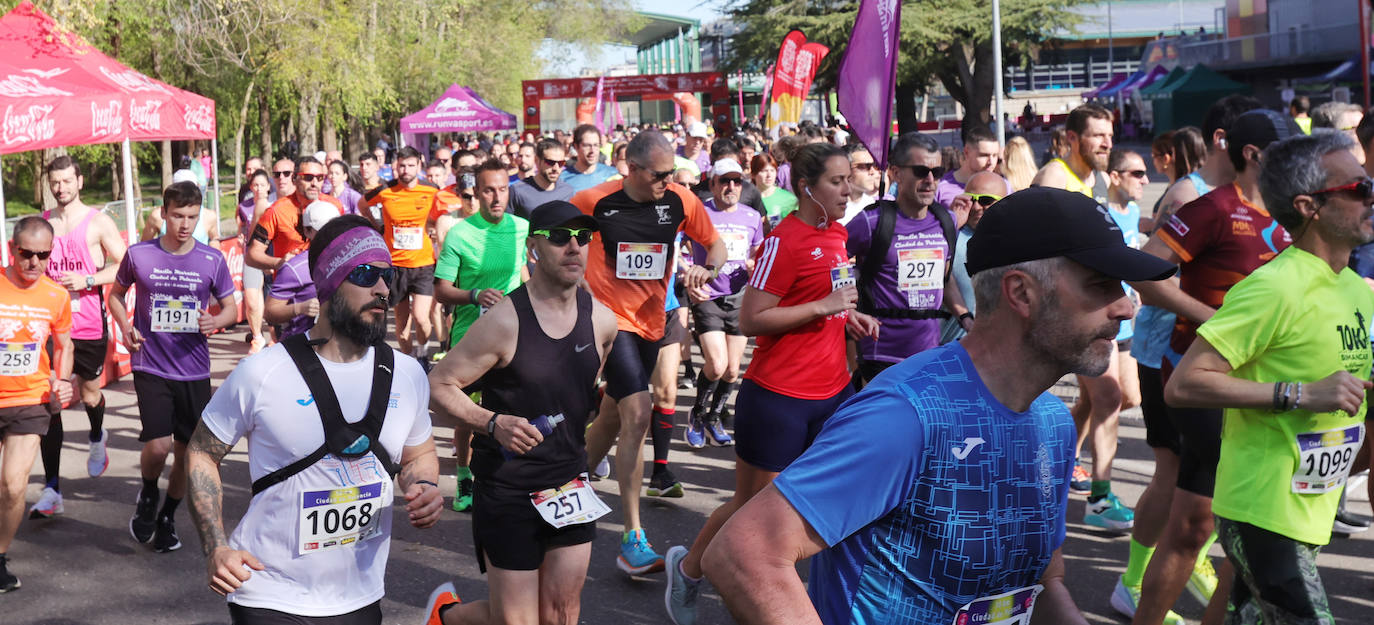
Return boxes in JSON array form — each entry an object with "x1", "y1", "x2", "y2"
[
  {"x1": 593, "y1": 76, "x2": 606, "y2": 133},
  {"x1": 837, "y1": 0, "x2": 902, "y2": 168}
]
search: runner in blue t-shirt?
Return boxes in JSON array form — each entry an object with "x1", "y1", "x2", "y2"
[{"x1": 695, "y1": 188, "x2": 1176, "y2": 625}]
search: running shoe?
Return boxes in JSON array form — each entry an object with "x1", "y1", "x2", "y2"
[
  {"x1": 1186, "y1": 555, "x2": 1218, "y2": 605},
  {"x1": 130, "y1": 493, "x2": 157, "y2": 544},
  {"x1": 647, "y1": 468, "x2": 685, "y2": 498},
  {"x1": 617, "y1": 529, "x2": 665, "y2": 575},
  {"x1": 664, "y1": 546, "x2": 700, "y2": 625},
  {"x1": 1109, "y1": 576, "x2": 1184, "y2": 625},
  {"x1": 153, "y1": 516, "x2": 182, "y2": 553},
  {"x1": 28, "y1": 487, "x2": 63, "y2": 519},
  {"x1": 87, "y1": 428, "x2": 109, "y2": 477},
  {"x1": 704, "y1": 419, "x2": 734, "y2": 447},
  {"x1": 1083, "y1": 492, "x2": 1134, "y2": 531},
  {"x1": 248, "y1": 336, "x2": 266, "y2": 354},
  {"x1": 683, "y1": 416, "x2": 706, "y2": 449},
  {"x1": 1333, "y1": 509, "x2": 1370, "y2": 534},
  {"x1": 425, "y1": 581, "x2": 461, "y2": 625},
  {"x1": 678, "y1": 377, "x2": 695, "y2": 390},
  {"x1": 592, "y1": 457, "x2": 611, "y2": 481},
  {"x1": 452, "y1": 474, "x2": 474, "y2": 512},
  {"x1": 1070, "y1": 463, "x2": 1091, "y2": 494},
  {"x1": 0, "y1": 554, "x2": 19, "y2": 593}
]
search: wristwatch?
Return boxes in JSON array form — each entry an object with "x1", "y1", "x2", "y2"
[
  {"x1": 701, "y1": 264, "x2": 719, "y2": 279},
  {"x1": 486, "y1": 413, "x2": 499, "y2": 436},
  {"x1": 85, "y1": 275, "x2": 95, "y2": 290}
]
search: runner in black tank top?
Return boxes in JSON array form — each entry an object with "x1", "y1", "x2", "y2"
[
  {"x1": 425, "y1": 200, "x2": 617, "y2": 625},
  {"x1": 471, "y1": 285, "x2": 599, "y2": 490}
]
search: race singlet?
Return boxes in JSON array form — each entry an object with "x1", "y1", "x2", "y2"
[
  {"x1": 530, "y1": 474, "x2": 610, "y2": 528},
  {"x1": 297, "y1": 478, "x2": 390, "y2": 555},
  {"x1": 0, "y1": 342, "x2": 39, "y2": 376},
  {"x1": 615, "y1": 242, "x2": 667, "y2": 280},
  {"x1": 952, "y1": 585, "x2": 1042, "y2": 625},
  {"x1": 1292, "y1": 424, "x2": 1364, "y2": 494}
]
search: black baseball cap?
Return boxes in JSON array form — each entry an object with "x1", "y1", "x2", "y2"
[
  {"x1": 529, "y1": 200, "x2": 598, "y2": 231},
  {"x1": 1227, "y1": 109, "x2": 1301, "y2": 164},
  {"x1": 966, "y1": 187, "x2": 1176, "y2": 281}
]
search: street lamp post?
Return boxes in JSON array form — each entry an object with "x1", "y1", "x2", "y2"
[{"x1": 992, "y1": 0, "x2": 1006, "y2": 150}]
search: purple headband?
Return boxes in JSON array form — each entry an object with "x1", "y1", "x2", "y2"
[{"x1": 311, "y1": 226, "x2": 392, "y2": 301}]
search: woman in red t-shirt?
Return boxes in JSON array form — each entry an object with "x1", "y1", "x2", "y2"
[{"x1": 664, "y1": 143, "x2": 880, "y2": 606}]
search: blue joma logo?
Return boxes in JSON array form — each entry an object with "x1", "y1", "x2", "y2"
[{"x1": 297, "y1": 396, "x2": 315, "y2": 406}]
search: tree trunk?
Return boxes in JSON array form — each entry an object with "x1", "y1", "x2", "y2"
[
  {"x1": 31, "y1": 153, "x2": 42, "y2": 206},
  {"x1": 258, "y1": 89, "x2": 272, "y2": 162},
  {"x1": 347, "y1": 116, "x2": 364, "y2": 162},
  {"x1": 39, "y1": 147, "x2": 66, "y2": 209},
  {"x1": 111, "y1": 160, "x2": 119, "y2": 200},
  {"x1": 233, "y1": 78, "x2": 257, "y2": 197},
  {"x1": 321, "y1": 103, "x2": 338, "y2": 154},
  {"x1": 895, "y1": 81, "x2": 919, "y2": 135},
  {"x1": 299, "y1": 89, "x2": 322, "y2": 155},
  {"x1": 963, "y1": 40, "x2": 996, "y2": 131},
  {"x1": 161, "y1": 141, "x2": 172, "y2": 189}
]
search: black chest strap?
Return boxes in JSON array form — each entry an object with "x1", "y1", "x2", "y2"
[{"x1": 250, "y1": 334, "x2": 401, "y2": 496}]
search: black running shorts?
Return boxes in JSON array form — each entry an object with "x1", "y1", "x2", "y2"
[
  {"x1": 690, "y1": 293, "x2": 743, "y2": 336},
  {"x1": 388, "y1": 264, "x2": 436, "y2": 297},
  {"x1": 602, "y1": 330, "x2": 660, "y2": 400},
  {"x1": 1137, "y1": 364, "x2": 1180, "y2": 454},
  {"x1": 71, "y1": 336, "x2": 108, "y2": 381},
  {"x1": 132, "y1": 372, "x2": 211, "y2": 443},
  {"x1": 229, "y1": 600, "x2": 382, "y2": 625},
  {"x1": 472, "y1": 479, "x2": 595, "y2": 572}
]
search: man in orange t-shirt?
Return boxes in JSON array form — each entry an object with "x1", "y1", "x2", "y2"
[
  {"x1": 362, "y1": 146, "x2": 445, "y2": 358},
  {"x1": 0, "y1": 217, "x2": 74, "y2": 592},
  {"x1": 245, "y1": 156, "x2": 344, "y2": 272},
  {"x1": 574, "y1": 130, "x2": 724, "y2": 576}
]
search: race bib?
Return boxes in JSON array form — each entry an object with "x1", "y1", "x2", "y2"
[
  {"x1": 298, "y1": 480, "x2": 389, "y2": 556},
  {"x1": 830, "y1": 264, "x2": 856, "y2": 291},
  {"x1": 530, "y1": 475, "x2": 611, "y2": 528},
  {"x1": 898, "y1": 247, "x2": 945, "y2": 292},
  {"x1": 150, "y1": 298, "x2": 200, "y2": 333},
  {"x1": 1292, "y1": 424, "x2": 1364, "y2": 494},
  {"x1": 952, "y1": 585, "x2": 1042, "y2": 625},
  {"x1": 68, "y1": 295, "x2": 80, "y2": 314},
  {"x1": 722, "y1": 232, "x2": 750, "y2": 262},
  {"x1": 0, "y1": 342, "x2": 39, "y2": 376},
  {"x1": 615, "y1": 242, "x2": 667, "y2": 280},
  {"x1": 393, "y1": 226, "x2": 424, "y2": 250}
]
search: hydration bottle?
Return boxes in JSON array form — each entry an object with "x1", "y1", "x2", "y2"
[{"x1": 502, "y1": 413, "x2": 565, "y2": 459}]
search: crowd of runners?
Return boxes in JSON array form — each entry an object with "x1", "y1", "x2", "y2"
[{"x1": 1, "y1": 98, "x2": 1373, "y2": 625}]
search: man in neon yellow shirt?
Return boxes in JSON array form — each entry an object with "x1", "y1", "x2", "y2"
[{"x1": 1167, "y1": 131, "x2": 1374, "y2": 623}]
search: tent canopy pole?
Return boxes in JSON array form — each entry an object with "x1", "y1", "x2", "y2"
[
  {"x1": 121, "y1": 138, "x2": 136, "y2": 243},
  {"x1": 0, "y1": 155, "x2": 8, "y2": 267}
]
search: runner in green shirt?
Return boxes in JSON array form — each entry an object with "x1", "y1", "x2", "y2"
[
  {"x1": 1168, "y1": 132, "x2": 1374, "y2": 623},
  {"x1": 434, "y1": 159, "x2": 529, "y2": 512},
  {"x1": 750, "y1": 153, "x2": 798, "y2": 231}
]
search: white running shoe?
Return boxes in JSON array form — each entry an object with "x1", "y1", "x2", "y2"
[
  {"x1": 28, "y1": 487, "x2": 63, "y2": 519},
  {"x1": 87, "y1": 428, "x2": 109, "y2": 477}
]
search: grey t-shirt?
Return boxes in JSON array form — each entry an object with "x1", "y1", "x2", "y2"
[{"x1": 508, "y1": 176, "x2": 575, "y2": 219}]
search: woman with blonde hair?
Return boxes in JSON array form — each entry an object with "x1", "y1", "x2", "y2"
[{"x1": 999, "y1": 135, "x2": 1037, "y2": 191}]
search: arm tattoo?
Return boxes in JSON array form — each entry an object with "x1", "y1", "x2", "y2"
[{"x1": 187, "y1": 422, "x2": 233, "y2": 556}]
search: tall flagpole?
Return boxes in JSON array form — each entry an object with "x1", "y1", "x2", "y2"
[{"x1": 992, "y1": 0, "x2": 1006, "y2": 150}]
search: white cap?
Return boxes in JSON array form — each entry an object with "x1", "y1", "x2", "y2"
[
  {"x1": 711, "y1": 158, "x2": 744, "y2": 179},
  {"x1": 302, "y1": 200, "x2": 339, "y2": 233},
  {"x1": 688, "y1": 121, "x2": 709, "y2": 139},
  {"x1": 314, "y1": 150, "x2": 327, "y2": 163},
  {"x1": 171, "y1": 169, "x2": 197, "y2": 185}
]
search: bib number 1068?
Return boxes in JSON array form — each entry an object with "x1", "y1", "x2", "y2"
[{"x1": 305, "y1": 502, "x2": 374, "y2": 535}]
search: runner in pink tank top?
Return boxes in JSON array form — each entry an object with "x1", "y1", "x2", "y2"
[{"x1": 43, "y1": 208, "x2": 104, "y2": 340}]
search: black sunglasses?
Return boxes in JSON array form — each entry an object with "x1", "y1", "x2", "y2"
[
  {"x1": 273, "y1": 170, "x2": 294, "y2": 178},
  {"x1": 544, "y1": 158, "x2": 567, "y2": 168},
  {"x1": 15, "y1": 247, "x2": 51, "y2": 260},
  {"x1": 345, "y1": 264, "x2": 395, "y2": 289},
  {"x1": 632, "y1": 162, "x2": 673, "y2": 183},
  {"x1": 906, "y1": 165, "x2": 945, "y2": 180},
  {"x1": 532, "y1": 227, "x2": 594, "y2": 246},
  {"x1": 298, "y1": 173, "x2": 326, "y2": 183}
]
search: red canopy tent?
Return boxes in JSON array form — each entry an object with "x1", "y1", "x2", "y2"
[{"x1": 0, "y1": 1, "x2": 217, "y2": 265}]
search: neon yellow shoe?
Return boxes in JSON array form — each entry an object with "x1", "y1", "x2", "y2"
[{"x1": 1187, "y1": 555, "x2": 1218, "y2": 604}]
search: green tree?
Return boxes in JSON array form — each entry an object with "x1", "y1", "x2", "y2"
[{"x1": 722, "y1": 0, "x2": 1089, "y2": 132}]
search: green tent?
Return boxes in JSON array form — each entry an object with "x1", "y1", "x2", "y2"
[
  {"x1": 1139, "y1": 66, "x2": 1187, "y2": 99},
  {"x1": 1151, "y1": 64, "x2": 1251, "y2": 132}
]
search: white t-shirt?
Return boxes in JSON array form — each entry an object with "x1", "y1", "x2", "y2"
[
  {"x1": 841, "y1": 192, "x2": 876, "y2": 225},
  {"x1": 201, "y1": 341, "x2": 432, "y2": 617}
]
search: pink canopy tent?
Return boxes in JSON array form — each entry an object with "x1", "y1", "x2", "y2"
[
  {"x1": 0, "y1": 1, "x2": 218, "y2": 264},
  {"x1": 400, "y1": 84, "x2": 517, "y2": 151}
]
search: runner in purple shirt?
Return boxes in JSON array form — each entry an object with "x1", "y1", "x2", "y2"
[
  {"x1": 682, "y1": 159, "x2": 764, "y2": 448},
  {"x1": 264, "y1": 200, "x2": 338, "y2": 339},
  {"x1": 107, "y1": 181, "x2": 238, "y2": 554}
]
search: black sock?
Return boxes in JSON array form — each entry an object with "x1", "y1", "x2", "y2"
[
  {"x1": 651, "y1": 406, "x2": 675, "y2": 466},
  {"x1": 682, "y1": 357, "x2": 696, "y2": 381},
  {"x1": 691, "y1": 371, "x2": 714, "y2": 417},
  {"x1": 709, "y1": 380, "x2": 739, "y2": 419},
  {"x1": 159, "y1": 496, "x2": 181, "y2": 520},
  {"x1": 140, "y1": 478, "x2": 159, "y2": 502},
  {"x1": 40, "y1": 412, "x2": 62, "y2": 490},
  {"x1": 85, "y1": 396, "x2": 105, "y2": 442}
]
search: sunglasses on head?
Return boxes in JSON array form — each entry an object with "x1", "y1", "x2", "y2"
[
  {"x1": 907, "y1": 165, "x2": 945, "y2": 180},
  {"x1": 14, "y1": 247, "x2": 51, "y2": 260},
  {"x1": 298, "y1": 173, "x2": 326, "y2": 183},
  {"x1": 533, "y1": 227, "x2": 594, "y2": 246},
  {"x1": 273, "y1": 170, "x2": 294, "y2": 178},
  {"x1": 346, "y1": 264, "x2": 395, "y2": 289},
  {"x1": 1310, "y1": 177, "x2": 1374, "y2": 202},
  {"x1": 964, "y1": 193, "x2": 1002, "y2": 207}
]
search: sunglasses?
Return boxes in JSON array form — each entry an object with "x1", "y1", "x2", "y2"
[
  {"x1": 544, "y1": 158, "x2": 567, "y2": 168},
  {"x1": 964, "y1": 193, "x2": 1002, "y2": 207},
  {"x1": 532, "y1": 227, "x2": 594, "y2": 246},
  {"x1": 437, "y1": 158, "x2": 451, "y2": 165},
  {"x1": 1116, "y1": 169, "x2": 1149, "y2": 179},
  {"x1": 273, "y1": 170, "x2": 294, "y2": 178},
  {"x1": 633, "y1": 163, "x2": 673, "y2": 183},
  {"x1": 907, "y1": 165, "x2": 946, "y2": 180},
  {"x1": 346, "y1": 264, "x2": 395, "y2": 289},
  {"x1": 461, "y1": 194, "x2": 475, "y2": 201},
  {"x1": 1310, "y1": 177, "x2": 1374, "y2": 201},
  {"x1": 298, "y1": 173, "x2": 326, "y2": 183},
  {"x1": 851, "y1": 162, "x2": 878, "y2": 171},
  {"x1": 14, "y1": 247, "x2": 51, "y2": 260},
  {"x1": 717, "y1": 177, "x2": 743, "y2": 187}
]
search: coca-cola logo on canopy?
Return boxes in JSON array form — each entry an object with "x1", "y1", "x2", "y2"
[
  {"x1": 130, "y1": 99, "x2": 163, "y2": 132},
  {"x1": 3, "y1": 104, "x2": 55, "y2": 145},
  {"x1": 0, "y1": 69, "x2": 72, "y2": 98},
  {"x1": 91, "y1": 99, "x2": 122, "y2": 138},
  {"x1": 182, "y1": 104, "x2": 213, "y2": 134},
  {"x1": 99, "y1": 66, "x2": 171, "y2": 94}
]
